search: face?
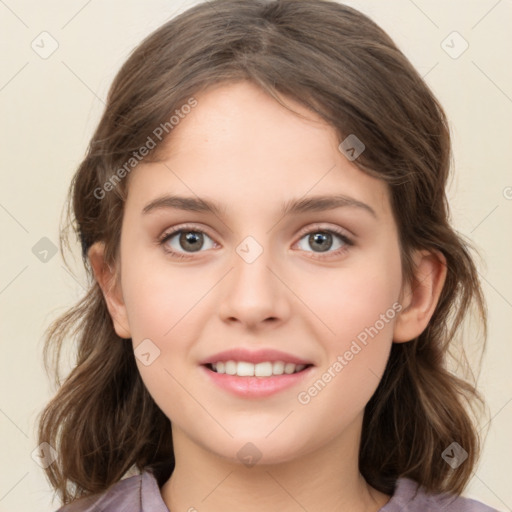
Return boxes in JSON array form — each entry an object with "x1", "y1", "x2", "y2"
[{"x1": 111, "y1": 81, "x2": 406, "y2": 465}]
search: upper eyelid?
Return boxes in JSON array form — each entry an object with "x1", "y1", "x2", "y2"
[
  {"x1": 295, "y1": 223, "x2": 353, "y2": 240},
  {"x1": 160, "y1": 223, "x2": 216, "y2": 242}
]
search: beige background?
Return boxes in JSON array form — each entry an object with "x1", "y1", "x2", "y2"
[{"x1": 1, "y1": 1, "x2": 511, "y2": 511}]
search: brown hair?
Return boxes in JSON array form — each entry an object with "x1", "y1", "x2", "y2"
[{"x1": 38, "y1": 0, "x2": 488, "y2": 506}]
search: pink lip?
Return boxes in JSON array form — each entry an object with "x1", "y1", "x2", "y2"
[
  {"x1": 199, "y1": 347, "x2": 313, "y2": 365},
  {"x1": 200, "y1": 364, "x2": 314, "y2": 398}
]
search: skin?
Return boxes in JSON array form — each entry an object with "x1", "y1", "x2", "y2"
[{"x1": 90, "y1": 81, "x2": 446, "y2": 512}]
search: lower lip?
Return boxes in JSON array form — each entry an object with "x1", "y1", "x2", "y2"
[{"x1": 200, "y1": 365, "x2": 314, "y2": 398}]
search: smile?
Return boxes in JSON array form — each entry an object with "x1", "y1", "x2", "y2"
[
  {"x1": 206, "y1": 361, "x2": 310, "y2": 377},
  {"x1": 201, "y1": 362, "x2": 314, "y2": 398}
]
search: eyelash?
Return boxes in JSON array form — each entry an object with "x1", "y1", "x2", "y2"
[{"x1": 158, "y1": 223, "x2": 354, "y2": 261}]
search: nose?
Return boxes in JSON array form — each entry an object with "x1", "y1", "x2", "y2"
[{"x1": 218, "y1": 242, "x2": 291, "y2": 329}]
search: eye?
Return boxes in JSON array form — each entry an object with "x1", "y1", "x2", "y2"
[
  {"x1": 295, "y1": 226, "x2": 353, "y2": 258},
  {"x1": 159, "y1": 224, "x2": 216, "y2": 259}
]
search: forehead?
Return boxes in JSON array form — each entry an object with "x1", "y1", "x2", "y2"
[{"x1": 126, "y1": 81, "x2": 392, "y2": 221}]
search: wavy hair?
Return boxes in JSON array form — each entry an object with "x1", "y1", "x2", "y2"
[{"x1": 37, "y1": 0, "x2": 488, "y2": 506}]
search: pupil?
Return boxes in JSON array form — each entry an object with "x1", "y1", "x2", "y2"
[
  {"x1": 310, "y1": 232, "x2": 332, "y2": 252},
  {"x1": 180, "y1": 231, "x2": 203, "y2": 252}
]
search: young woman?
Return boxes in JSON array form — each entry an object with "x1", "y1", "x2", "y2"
[{"x1": 37, "y1": 1, "x2": 498, "y2": 510}]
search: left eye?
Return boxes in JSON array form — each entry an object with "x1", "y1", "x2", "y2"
[{"x1": 296, "y1": 230, "x2": 351, "y2": 253}]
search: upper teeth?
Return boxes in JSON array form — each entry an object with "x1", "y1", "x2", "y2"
[{"x1": 211, "y1": 361, "x2": 307, "y2": 377}]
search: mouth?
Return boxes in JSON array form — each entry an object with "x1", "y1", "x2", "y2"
[
  {"x1": 204, "y1": 361, "x2": 314, "y2": 377},
  {"x1": 200, "y1": 352, "x2": 315, "y2": 397}
]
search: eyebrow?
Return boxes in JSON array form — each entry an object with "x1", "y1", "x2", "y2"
[{"x1": 142, "y1": 193, "x2": 377, "y2": 219}]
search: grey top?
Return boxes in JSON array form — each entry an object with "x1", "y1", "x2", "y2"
[{"x1": 56, "y1": 469, "x2": 500, "y2": 512}]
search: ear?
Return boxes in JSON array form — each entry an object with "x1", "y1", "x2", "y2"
[
  {"x1": 88, "y1": 242, "x2": 131, "y2": 339},
  {"x1": 393, "y1": 249, "x2": 447, "y2": 343}
]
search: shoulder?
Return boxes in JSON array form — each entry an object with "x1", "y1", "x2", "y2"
[
  {"x1": 55, "y1": 469, "x2": 169, "y2": 512},
  {"x1": 380, "y1": 477, "x2": 501, "y2": 512}
]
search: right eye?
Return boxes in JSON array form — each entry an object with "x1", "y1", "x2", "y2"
[{"x1": 159, "y1": 225, "x2": 217, "y2": 259}]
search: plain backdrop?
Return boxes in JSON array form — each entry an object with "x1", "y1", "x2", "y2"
[{"x1": 0, "y1": 1, "x2": 511, "y2": 511}]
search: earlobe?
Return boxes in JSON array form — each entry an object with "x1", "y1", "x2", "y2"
[
  {"x1": 88, "y1": 242, "x2": 131, "y2": 339},
  {"x1": 393, "y1": 249, "x2": 447, "y2": 343}
]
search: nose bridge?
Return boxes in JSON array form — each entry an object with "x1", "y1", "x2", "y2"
[
  {"x1": 232, "y1": 234, "x2": 277, "y2": 302},
  {"x1": 218, "y1": 234, "x2": 289, "y2": 325}
]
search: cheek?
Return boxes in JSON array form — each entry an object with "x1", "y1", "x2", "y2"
[
  {"x1": 293, "y1": 245, "x2": 402, "y2": 408},
  {"x1": 121, "y1": 257, "x2": 214, "y2": 417},
  {"x1": 295, "y1": 276, "x2": 401, "y2": 432},
  {"x1": 121, "y1": 252, "x2": 209, "y2": 341},
  {"x1": 126, "y1": 282, "x2": 203, "y2": 425},
  {"x1": 296, "y1": 245, "x2": 403, "y2": 347}
]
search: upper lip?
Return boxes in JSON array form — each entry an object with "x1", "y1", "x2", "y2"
[{"x1": 199, "y1": 348, "x2": 313, "y2": 366}]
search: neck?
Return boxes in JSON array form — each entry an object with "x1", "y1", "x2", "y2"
[{"x1": 160, "y1": 416, "x2": 390, "y2": 512}]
